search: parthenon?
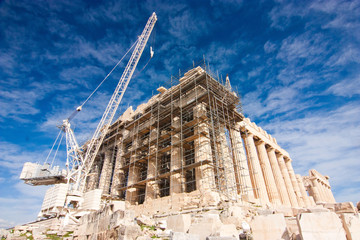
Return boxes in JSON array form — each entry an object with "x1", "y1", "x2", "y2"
[
  {"x1": 16, "y1": 64, "x2": 359, "y2": 240},
  {"x1": 78, "y1": 65, "x2": 336, "y2": 214}
]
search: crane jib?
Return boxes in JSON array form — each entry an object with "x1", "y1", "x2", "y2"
[{"x1": 73, "y1": 13, "x2": 158, "y2": 192}]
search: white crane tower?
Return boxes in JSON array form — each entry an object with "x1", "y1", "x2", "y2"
[{"x1": 20, "y1": 13, "x2": 157, "y2": 214}]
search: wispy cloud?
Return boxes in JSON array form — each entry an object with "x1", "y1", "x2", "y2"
[
  {"x1": 327, "y1": 76, "x2": 360, "y2": 97},
  {"x1": 0, "y1": 0, "x2": 359, "y2": 227},
  {"x1": 259, "y1": 103, "x2": 360, "y2": 202}
]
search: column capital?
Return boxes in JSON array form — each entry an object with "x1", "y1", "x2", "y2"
[
  {"x1": 255, "y1": 139, "x2": 265, "y2": 146},
  {"x1": 244, "y1": 131, "x2": 254, "y2": 138},
  {"x1": 275, "y1": 151, "x2": 283, "y2": 158},
  {"x1": 266, "y1": 146, "x2": 275, "y2": 153},
  {"x1": 283, "y1": 156, "x2": 292, "y2": 163}
]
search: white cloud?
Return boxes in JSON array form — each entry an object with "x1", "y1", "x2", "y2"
[
  {"x1": 259, "y1": 103, "x2": 360, "y2": 203},
  {"x1": 264, "y1": 41, "x2": 277, "y2": 54},
  {"x1": 327, "y1": 76, "x2": 360, "y2": 97},
  {"x1": 0, "y1": 218, "x2": 16, "y2": 229}
]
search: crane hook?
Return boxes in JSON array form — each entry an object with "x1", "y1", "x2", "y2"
[{"x1": 150, "y1": 46, "x2": 154, "y2": 58}]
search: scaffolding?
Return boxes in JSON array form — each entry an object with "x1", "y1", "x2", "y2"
[{"x1": 84, "y1": 61, "x2": 254, "y2": 205}]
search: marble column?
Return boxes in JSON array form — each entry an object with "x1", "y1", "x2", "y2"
[
  {"x1": 243, "y1": 133, "x2": 269, "y2": 204},
  {"x1": 99, "y1": 150, "x2": 112, "y2": 194},
  {"x1": 229, "y1": 123, "x2": 254, "y2": 200},
  {"x1": 318, "y1": 180, "x2": 328, "y2": 202},
  {"x1": 267, "y1": 148, "x2": 291, "y2": 206},
  {"x1": 86, "y1": 165, "x2": 99, "y2": 191},
  {"x1": 326, "y1": 187, "x2": 336, "y2": 203},
  {"x1": 256, "y1": 141, "x2": 281, "y2": 205},
  {"x1": 296, "y1": 174, "x2": 311, "y2": 207},
  {"x1": 219, "y1": 127, "x2": 237, "y2": 198},
  {"x1": 126, "y1": 165, "x2": 140, "y2": 204},
  {"x1": 284, "y1": 158, "x2": 305, "y2": 207},
  {"x1": 104, "y1": 150, "x2": 115, "y2": 195},
  {"x1": 311, "y1": 179, "x2": 322, "y2": 202},
  {"x1": 145, "y1": 156, "x2": 158, "y2": 201},
  {"x1": 170, "y1": 116, "x2": 183, "y2": 194},
  {"x1": 111, "y1": 142, "x2": 124, "y2": 197},
  {"x1": 277, "y1": 153, "x2": 298, "y2": 207},
  {"x1": 320, "y1": 181, "x2": 331, "y2": 203},
  {"x1": 194, "y1": 103, "x2": 215, "y2": 192}
]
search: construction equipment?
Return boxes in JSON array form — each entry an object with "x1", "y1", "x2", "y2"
[{"x1": 20, "y1": 12, "x2": 157, "y2": 207}]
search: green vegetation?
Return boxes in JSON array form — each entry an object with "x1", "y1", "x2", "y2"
[
  {"x1": 45, "y1": 233, "x2": 62, "y2": 240},
  {"x1": 140, "y1": 224, "x2": 156, "y2": 231}
]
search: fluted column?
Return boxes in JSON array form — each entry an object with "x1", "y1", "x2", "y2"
[
  {"x1": 296, "y1": 174, "x2": 311, "y2": 207},
  {"x1": 312, "y1": 179, "x2": 323, "y2": 202},
  {"x1": 194, "y1": 103, "x2": 215, "y2": 192},
  {"x1": 145, "y1": 155, "x2": 158, "y2": 201},
  {"x1": 318, "y1": 180, "x2": 328, "y2": 202},
  {"x1": 86, "y1": 164, "x2": 99, "y2": 191},
  {"x1": 111, "y1": 143, "x2": 124, "y2": 196},
  {"x1": 277, "y1": 153, "x2": 298, "y2": 207},
  {"x1": 99, "y1": 150, "x2": 112, "y2": 193},
  {"x1": 170, "y1": 116, "x2": 183, "y2": 194},
  {"x1": 243, "y1": 133, "x2": 269, "y2": 203},
  {"x1": 285, "y1": 158, "x2": 305, "y2": 207},
  {"x1": 126, "y1": 165, "x2": 140, "y2": 204},
  {"x1": 321, "y1": 182, "x2": 330, "y2": 202},
  {"x1": 256, "y1": 141, "x2": 281, "y2": 205},
  {"x1": 267, "y1": 148, "x2": 291, "y2": 206},
  {"x1": 229, "y1": 123, "x2": 254, "y2": 200},
  {"x1": 220, "y1": 127, "x2": 237, "y2": 198},
  {"x1": 323, "y1": 185, "x2": 331, "y2": 202},
  {"x1": 326, "y1": 186, "x2": 336, "y2": 203}
]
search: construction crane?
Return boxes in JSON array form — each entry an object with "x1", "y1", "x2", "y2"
[{"x1": 20, "y1": 13, "x2": 157, "y2": 196}]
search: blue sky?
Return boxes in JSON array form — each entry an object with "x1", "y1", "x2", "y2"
[{"x1": 0, "y1": 0, "x2": 359, "y2": 228}]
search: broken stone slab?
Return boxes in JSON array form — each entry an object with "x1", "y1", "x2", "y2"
[
  {"x1": 297, "y1": 212, "x2": 347, "y2": 240},
  {"x1": 335, "y1": 202, "x2": 358, "y2": 214},
  {"x1": 166, "y1": 214, "x2": 191, "y2": 233},
  {"x1": 241, "y1": 221, "x2": 251, "y2": 233},
  {"x1": 200, "y1": 191, "x2": 220, "y2": 207},
  {"x1": 170, "y1": 232, "x2": 200, "y2": 240},
  {"x1": 112, "y1": 200, "x2": 126, "y2": 212},
  {"x1": 285, "y1": 217, "x2": 300, "y2": 240},
  {"x1": 206, "y1": 237, "x2": 238, "y2": 240},
  {"x1": 306, "y1": 206, "x2": 330, "y2": 213},
  {"x1": 219, "y1": 206, "x2": 245, "y2": 227},
  {"x1": 217, "y1": 224, "x2": 238, "y2": 237},
  {"x1": 189, "y1": 214, "x2": 222, "y2": 240},
  {"x1": 136, "y1": 236, "x2": 152, "y2": 240},
  {"x1": 250, "y1": 213, "x2": 289, "y2": 240},
  {"x1": 155, "y1": 219, "x2": 167, "y2": 230},
  {"x1": 119, "y1": 225, "x2": 142, "y2": 240},
  {"x1": 340, "y1": 213, "x2": 360, "y2": 240},
  {"x1": 256, "y1": 209, "x2": 275, "y2": 215},
  {"x1": 274, "y1": 206, "x2": 294, "y2": 217},
  {"x1": 136, "y1": 214, "x2": 155, "y2": 227},
  {"x1": 320, "y1": 202, "x2": 358, "y2": 214}
]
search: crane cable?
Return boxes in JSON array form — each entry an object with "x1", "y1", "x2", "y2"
[
  {"x1": 50, "y1": 132, "x2": 64, "y2": 167},
  {"x1": 44, "y1": 129, "x2": 62, "y2": 165},
  {"x1": 67, "y1": 38, "x2": 139, "y2": 121},
  {"x1": 132, "y1": 27, "x2": 157, "y2": 79}
]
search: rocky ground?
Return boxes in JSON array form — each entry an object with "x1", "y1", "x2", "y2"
[{"x1": 1, "y1": 200, "x2": 360, "y2": 240}]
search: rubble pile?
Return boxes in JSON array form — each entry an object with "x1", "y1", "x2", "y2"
[{"x1": 2, "y1": 200, "x2": 360, "y2": 240}]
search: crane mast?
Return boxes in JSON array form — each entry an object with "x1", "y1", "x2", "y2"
[
  {"x1": 20, "y1": 13, "x2": 157, "y2": 193},
  {"x1": 74, "y1": 12, "x2": 157, "y2": 192}
]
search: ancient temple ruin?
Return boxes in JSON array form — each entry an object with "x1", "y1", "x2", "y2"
[
  {"x1": 79, "y1": 65, "x2": 336, "y2": 214},
  {"x1": 14, "y1": 65, "x2": 359, "y2": 240}
]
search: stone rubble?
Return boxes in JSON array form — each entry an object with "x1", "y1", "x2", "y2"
[{"x1": 3, "y1": 198, "x2": 359, "y2": 240}]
